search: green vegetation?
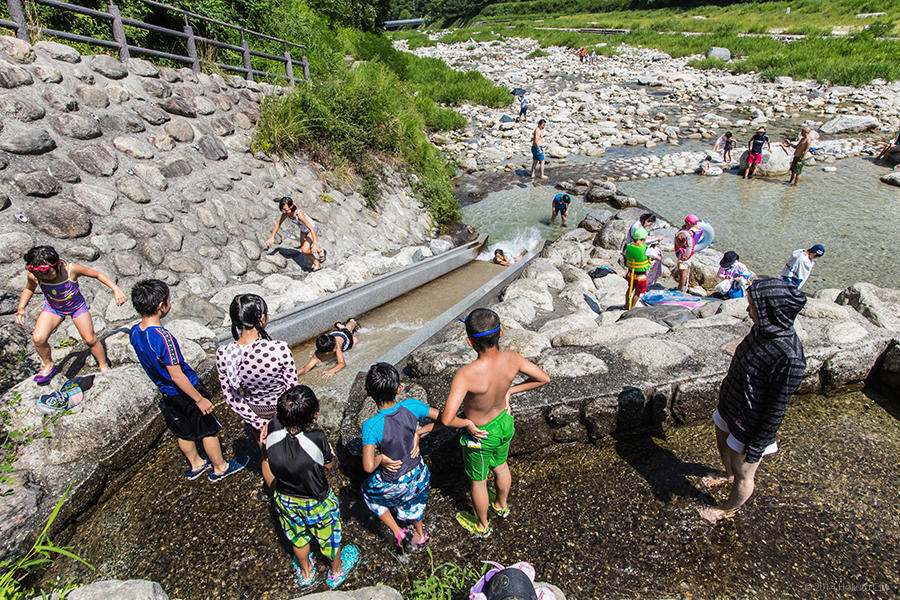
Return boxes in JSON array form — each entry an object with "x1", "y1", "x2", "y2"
[
  {"x1": 0, "y1": 489, "x2": 91, "y2": 599},
  {"x1": 526, "y1": 48, "x2": 549, "y2": 58},
  {"x1": 401, "y1": 553, "x2": 486, "y2": 600}
]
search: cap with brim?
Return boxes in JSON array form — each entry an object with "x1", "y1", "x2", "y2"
[
  {"x1": 719, "y1": 251, "x2": 738, "y2": 269},
  {"x1": 809, "y1": 244, "x2": 825, "y2": 256}
]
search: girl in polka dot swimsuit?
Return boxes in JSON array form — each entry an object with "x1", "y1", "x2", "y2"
[{"x1": 216, "y1": 294, "x2": 299, "y2": 430}]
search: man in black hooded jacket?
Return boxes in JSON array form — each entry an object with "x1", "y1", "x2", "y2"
[{"x1": 699, "y1": 278, "x2": 807, "y2": 524}]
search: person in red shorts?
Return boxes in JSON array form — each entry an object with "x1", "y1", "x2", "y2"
[{"x1": 744, "y1": 126, "x2": 770, "y2": 180}]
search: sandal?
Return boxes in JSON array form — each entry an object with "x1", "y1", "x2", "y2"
[
  {"x1": 413, "y1": 531, "x2": 430, "y2": 548},
  {"x1": 33, "y1": 365, "x2": 58, "y2": 386},
  {"x1": 326, "y1": 544, "x2": 360, "y2": 590},
  {"x1": 319, "y1": 249, "x2": 327, "y2": 263},
  {"x1": 395, "y1": 528, "x2": 410, "y2": 550},
  {"x1": 488, "y1": 487, "x2": 510, "y2": 518},
  {"x1": 292, "y1": 554, "x2": 317, "y2": 587},
  {"x1": 456, "y1": 511, "x2": 492, "y2": 538}
]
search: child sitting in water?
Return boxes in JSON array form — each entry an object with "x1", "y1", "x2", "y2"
[
  {"x1": 261, "y1": 385, "x2": 360, "y2": 588},
  {"x1": 297, "y1": 318, "x2": 360, "y2": 379},
  {"x1": 443, "y1": 308, "x2": 550, "y2": 537},
  {"x1": 15, "y1": 245, "x2": 127, "y2": 384},
  {"x1": 361, "y1": 362, "x2": 441, "y2": 551},
  {"x1": 493, "y1": 249, "x2": 527, "y2": 267}
]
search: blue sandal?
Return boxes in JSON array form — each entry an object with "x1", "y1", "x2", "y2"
[
  {"x1": 293, "y1": 555, "x2": 317, "y2": 587},
  {"x1": 326, "y1": 544, "x2": 360, "y2": 589}
]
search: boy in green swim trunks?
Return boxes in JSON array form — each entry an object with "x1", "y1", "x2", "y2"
[{"x1": 441, "y1": 308, "x2": 550, "y2": 537}]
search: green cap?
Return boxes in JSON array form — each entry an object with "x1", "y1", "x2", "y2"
[{"x1": 632, "y1": 227, "x2": 648, "y2": 240}]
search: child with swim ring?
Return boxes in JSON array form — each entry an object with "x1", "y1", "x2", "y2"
[{"x1": 15, "y1": 245, "x2": 126, "y2": 384}]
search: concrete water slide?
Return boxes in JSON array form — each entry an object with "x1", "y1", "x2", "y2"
[{"x1": 217, "y1": 235, "x2": 493, "y2": 347}]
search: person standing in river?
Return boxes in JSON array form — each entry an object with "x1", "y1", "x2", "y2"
[
  {"x1": 784, "y1": 126, "x2": 812, "y2": 186},
  {"x1": 699, "y1": 278, "x2": 806, "y2": 525},
  {"x1": 530, "y1": 120, "x2": 548, "y2": 180},
  {"x1": 744, "y1": 127, "x2": 770, "y2": 180}
]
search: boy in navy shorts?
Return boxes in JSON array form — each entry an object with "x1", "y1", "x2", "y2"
[{"x1": 129, "y1": 279, "x2": 248, "y2": 482}]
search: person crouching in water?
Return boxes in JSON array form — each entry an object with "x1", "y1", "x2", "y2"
[
  {"x1": 699, "y1": 278, "x2": 806, "y2": 524},
  {"x1": 624, "y1": 227, "x2": 655, "y2": 309},
  {"x1": 361, "y1": 362, "x2": 441, "y2": 551},
  {"x1": 297, "y1": 319, "x2": 361, "y2": 379}
]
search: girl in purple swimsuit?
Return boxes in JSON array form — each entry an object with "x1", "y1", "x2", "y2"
[{"x1": 15, "y1": 246, "x2": 127, "y2": 384}]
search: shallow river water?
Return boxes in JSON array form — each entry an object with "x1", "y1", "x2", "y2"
[
  {"x1": 462, "y1": 155, "x2": 900, "y2": 293},
  {"x1": 42, "y1": 389, "x2": 899, "y2": 599}
]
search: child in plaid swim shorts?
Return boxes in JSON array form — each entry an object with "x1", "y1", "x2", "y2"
[{"x1": 261, "y1": 385, "x2": 360, "y2": 589}]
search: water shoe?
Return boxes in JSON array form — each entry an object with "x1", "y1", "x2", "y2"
[
  {"x1": 326, "y1": 544, "x2": 360, "y2": 589},
  {"x1": 456, "y1": 511, "x2": 492, "y2": 538},
  {"x1": 185, "y1": 460, "x2": 211, "y2": 481},
  {"x1": 33, "y1": 365, "x2": 58, "y2": 386},
  {"x1": 208, "y1": 455, "x2": 249, "y2": 482},
  {"x1": 36, "y1": 382, "x2": 83, "y2": 416}
]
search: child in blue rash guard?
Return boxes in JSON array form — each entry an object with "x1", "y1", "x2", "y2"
[{"x1": 361, "y1": 362, "x2": 441, "y2": 550}]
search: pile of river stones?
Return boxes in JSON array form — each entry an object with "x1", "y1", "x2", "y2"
[{"x1": 397, "y1": 35, "x2": 900, "y2": 180}]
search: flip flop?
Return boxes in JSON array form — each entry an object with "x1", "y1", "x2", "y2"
[
  {"x1": 326, "y1": 544, "x2": 360, "y2": 590},
  {"x1": 396, "y1": 528, "x2": 410, "y2": 550},
  {"x1": 487, "y1": 487, "x2": 510, "y2": 518},
  {"x1": 414, "y1": 530, "x2": 430, "y2": 548},
  {"x1": 319, "y1": 249, "x2": 327, "y2": 263},
  {"x1": 455, "y1": 511, "x2": 492, "y2": 538},
  {"x1": 292, "y1": 554, "x2": 318, "y2": 587},
  {"x1": 34, "y1": 365, "x2": 58, "y2": 385}
]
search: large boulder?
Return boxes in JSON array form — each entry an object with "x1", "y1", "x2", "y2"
[
  {"x1": 737, "y1": 145, "x2": 791, "y2": 176},
  {"x1": 880, "y1": 171, "x2": 900, "y2": 187},
  {"x1": 705, "y1": 46, "x2": 731, "y2": 61},
  {"x1": 836, "y1": 282, "x2": 900, "y2": 332},
  {"x1": 42, "y1": 579, "x2": 169, "y2": 599},
  {"x1": 820, "y1": 115, "x2": 881, "y2": 134}
]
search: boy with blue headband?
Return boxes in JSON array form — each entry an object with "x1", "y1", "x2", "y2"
[{"x1": 442, "y1": 308, "x2": 550, "y2": 537}]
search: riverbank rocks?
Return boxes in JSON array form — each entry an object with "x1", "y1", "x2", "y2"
[
  {"x1": 37, "y1": 579, "x2": 169, "y2": 600},
  {"x1": 392, "y1": 207, "x2": 897, "y2": 461},
  {"x1": 820, "y1": 115, "x2": 881, "y2": 134},
  {"x1": 880, "y1": 171, "x2": 900, "y2": 187}
]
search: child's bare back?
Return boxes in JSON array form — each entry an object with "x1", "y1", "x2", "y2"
[{"x1": 454, "y1": 350, "x2": 536, "y2": 426}]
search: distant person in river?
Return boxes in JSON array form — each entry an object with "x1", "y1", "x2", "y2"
[
  {"x1": 361, "y1": 362, "x2": 441, "y2": 552},
  {"x1": 714, "y1": 131, "x2": 735, "y2": 165},
  {"x1": 744, "y1": 127, "x2": 770, "y2": 180},
  {"x1": 550, "y1": 193, "x2": 571, "y2": 225},
  {"x1": 217, "y1": 294, "x2": 298, "y2": 431},
  {"x1": 530, "y1": 120, "x2": 548, "y2": 180},
  {"x1": 130, "y1": 279, "x2": 249, "y2": 482},
  {"x1": 16, "y1": 245, "x2": 127, "y2": 384},
  {"x1": 493, "y1": 249, "x2": 526, "y2": 266},
  {"x1": 297, "y1": 318, "x2": 361, "y2": 379},
  {"x1": 261, "y1": 385, "x2": 360, "y2": 588},
  {"x1": 673, "y1": 215, "x2": 702, "y2": 293},
  {"x1": 443, "y1": 308, "x2": 550, "y2": 538},
  {"x1": 624, "y1": 227, "x2": 658, "y2": 309},
  {"x1": 578, "y1": 46, "x2": 586, "y2": 63},
  {"x1": 266, "y1": 196, "x2": 326, "y2": 271},
  {"x1": 699, "y1": 278, "x2": 806, "y2": 525},
  {"x1": 784, "y1": 126, "x2": 812, "y2": 186},
  {"x1": 780, "y1": 244, "x2": 824, "y2": 290}
]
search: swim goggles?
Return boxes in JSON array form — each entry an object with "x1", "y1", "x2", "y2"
[
  {"x1": 26, "y1": 262, "x2": 59, "y2": 273},
  {"x1": 456, "y1": 317, "x2": 501, "y2": 338}
]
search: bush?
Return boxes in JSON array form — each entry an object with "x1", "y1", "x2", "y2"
[
  {"x1": 254, "y1": 62, "x2": 461, "y2": 224},
  {"x1": 526, "y1": 48, "x2": 549, "y2": 58}
]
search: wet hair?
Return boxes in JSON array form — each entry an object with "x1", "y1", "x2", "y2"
[
  {"x1": 494, "y1": 249, "x2": 505, "y2": 257},
  {"x1": 705, "y1": 154, "x2": 712, "y2": 161},
  {"x1": 23, "y1": 245, "x2": 60, "y2": 269},
  {"x1": 639, "y1": 213, "x2": 656, "y2": 226},
  {"x1": 538, "y1": 119, "x2": 546, "y2": 126},
  {"x1": 316, "y1": 333, "x2": 336, "y2": 353},
  {"x1": 278, "y1": 196, "x2": 295, "y2": 211},
  {"x1": 131, "y1": 279, "x2": 170, "y2": 316},
  {"x1": 365, "y1": 362, "x2": 401, "y2": 406},
  {"x1": 276, "y1": 385, "x2": 319, "y2": 431},
  {"x1": 725, "y1": 131, "x2": 733, "y2": 138},
  {"x1": 463, "y1": 307, "x2": 501, "y2": 352},
  {"x1": 229, "y1": 294, "x2": 271, "y2": 341}
]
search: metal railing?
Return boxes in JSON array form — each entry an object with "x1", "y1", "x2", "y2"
[{"x1": 1, "y1": 0, "x2": 310, "y2": 83}]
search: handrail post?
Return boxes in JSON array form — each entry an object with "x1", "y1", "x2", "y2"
[
  {"x1": 301, "y1": 49, "x2": 310, "y2": 82},
  {"x1": 108, "y1": 1, "x2": 129, "y2": 61},
  {"x1": 283, "y1": 43, "x2": 294, "y2": 85},
  {"x1": 7, "y1": 0, "x2": 30, "y2": 42},
  {"x1": 240, "y1": 29, "x2": 252, "y2": 81},
  {"x1": 184, "y1": 18, "x2": 199, "y2": 73}
]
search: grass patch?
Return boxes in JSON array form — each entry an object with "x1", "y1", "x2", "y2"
[
  {"x1": 686, "y1": 56, "x2": 731, "y2": 71},
  {"x1": 401, "y1": 553, "x2": 486, "y2": 600},
  {"x1": 526, "y1": 48, "x2": 549, "y2": 58},
  {"x1": 253, "y1": 61, "x2": 462, "y2": 224}
]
